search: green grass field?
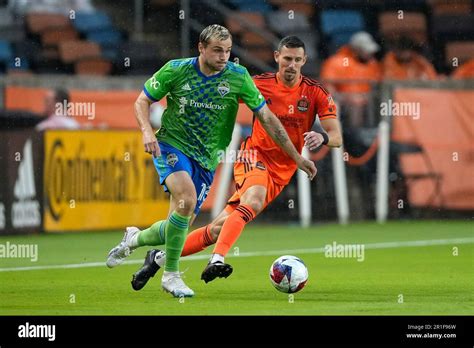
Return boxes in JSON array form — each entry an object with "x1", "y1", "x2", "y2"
[{"x1": 0, "y1": 220, "x2": 472, "y2": 315}]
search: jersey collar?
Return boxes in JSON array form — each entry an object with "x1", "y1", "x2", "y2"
[
  {"x1": 276, "y1": 72, "x2": 302, "y2": 91},
  {"x1": 193, "y1": 57, "x2": 227, "y2": 80}
]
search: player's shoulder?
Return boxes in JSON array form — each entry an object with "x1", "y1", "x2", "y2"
[
  {"x1": 167, "y1": 57, "x2": 195, "y2": 69},
  {"x1": 253, "y1": 72, "x2": 276, "y2": 80},
  {"x1": 226, "y1": 61, "x2": 248, "y2": 75},
  {"x1": 252, "y1": 72, "x2": 277, "y2": 87},
  {"x1": 300, "y1": 75, "x2": 331, "y2": 95}
]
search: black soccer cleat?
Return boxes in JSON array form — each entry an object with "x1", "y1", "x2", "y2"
[
  {"x1": 200, "y1": 261, "x2": 233, "y2": 283},
  {"x1": 131, "y1": 249, "x2": 164, "y2": 291}
]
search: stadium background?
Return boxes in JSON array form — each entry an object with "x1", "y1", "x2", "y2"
[{"x1": 0, "y1": 0, "x2": 473, "y2": 318}]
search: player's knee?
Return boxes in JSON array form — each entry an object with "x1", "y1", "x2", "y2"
[
  {"x1": 244, "y1": 197, "x2": 264, "y2": 215},
  {"x1": 174, "y1": 195, "x2": 196, "y2": 216}
]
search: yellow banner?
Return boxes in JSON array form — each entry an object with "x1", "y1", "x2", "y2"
[{"x1": 44, "y1": 130, "x2": 169, "y2": 231}]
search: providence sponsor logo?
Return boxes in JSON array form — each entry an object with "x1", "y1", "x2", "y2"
[
  {"x1": 18, "y1": 322, "x2": 55, "y2": 341},
  {"x1": 0, "y1": 241, "x2": 38, "y2": 262},
  {"x1": 324, "y1": 241, "x2": 365, "y2": 262},
  {"x1": 189, "y1": 99, "x2": 227, "y2": 110}
]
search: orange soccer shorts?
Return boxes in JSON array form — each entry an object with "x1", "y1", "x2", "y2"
[{"x1": 225, "y1": 158, "x2": 285, "y2": 215}]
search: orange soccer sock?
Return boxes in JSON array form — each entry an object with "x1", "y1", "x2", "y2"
[
  {"x1": 213, "y1": 205, "x2": 256, "y2": 257},
  {"x1": 181, "y1": 225, "x2": 214, "y2": 257}
]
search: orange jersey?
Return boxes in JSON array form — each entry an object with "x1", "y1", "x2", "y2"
[{"x1": 241, "y1": 72, "x2": 337, "y2": 185}]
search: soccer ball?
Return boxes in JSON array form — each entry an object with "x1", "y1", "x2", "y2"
[{"x1": 269, "y1": 255, "x2": 308, "y2": 293}]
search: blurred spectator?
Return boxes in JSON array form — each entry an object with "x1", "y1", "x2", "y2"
[
  {"x1": 321, "y1": 31, "x2": 382, "y2": 94},
  {"x1": 383, "y1": 37, "x2": 437, "y2": 80},
  {"x1": 320, "y1": 32, "x2": 382, "y2": 127},
  {"x1": 36, "y1": 88, "x2": 80, "y2": 131},
  {"x1": 451, "y1": 58, "x2": 474, "y2": 79},
  {"x1": 8, "y1": 0, "x2": 94, "y2": 15}
]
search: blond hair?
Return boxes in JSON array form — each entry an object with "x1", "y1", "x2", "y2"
[{"x1": 199, "y1": 24, "x2": 232, "y2": 46}]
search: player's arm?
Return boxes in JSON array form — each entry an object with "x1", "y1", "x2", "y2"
[
  {"x1": 255, "y1": 104, "x2": 317, "y2": 180},
  {"x1": 304, "y1": 118, "x2": 343, "y2": 151},
  {"x1": 240, "y1": 69, "x2": 316, "y2": 179},
  {"x1": 135, "y1": 91, "x2": 159, "y2": 157}
]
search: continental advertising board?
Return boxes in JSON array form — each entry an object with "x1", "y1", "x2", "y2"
[{"x1": 44, "y1": 130, "x2": 169, "y2": 232}]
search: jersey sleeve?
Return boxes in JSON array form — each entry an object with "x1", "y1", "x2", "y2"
[
  {"x1": 239, "y1": 70, "x2": 266, "y2": 112},
  {"x1": 315, "y1": 87, "x2": 337, "y2": 120},
  {"x1": 143, "y1": 61, "x2": 174, "y2": 102}
]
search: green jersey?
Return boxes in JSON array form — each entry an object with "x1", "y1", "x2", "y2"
[{"x1": 143, "y1": 57, "x2": 265, "y2": 171}]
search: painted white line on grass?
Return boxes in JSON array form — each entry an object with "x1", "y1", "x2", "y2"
[{"x1": 0, "y1": 237, "x2": 473, "y2": 272}]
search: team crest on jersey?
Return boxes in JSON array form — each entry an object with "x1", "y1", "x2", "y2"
[
  {"x1": 255, "y1": 161, "x2": 266, "y2": 171},
  {"x1": 166, "y1": 153, "x2": 179, "y2": 167},
  {"x1": 297, "y1": 97, "x2": 310, "y2": 112},
  {"x1": 217, "y1": 81, "x2": 230, "y2": 97}
]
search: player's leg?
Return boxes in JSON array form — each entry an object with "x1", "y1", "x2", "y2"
[
  {"x1": 201, "y1": 185, "x2": 266, "y2": 283},
  {"x1": 158, "y1": 170, "x2": 197, "y2": 297},
  {"x1": 129, "y1": 195, "x2": 193, "y2": 291},
  {"x1": 180, "y1": 199, "x2": 233, "y2": 257},
  {"x1": 131, "y1": 207, "x2": 229, "y2": 291},
  {"x1": 106, "y1": 142, "x2": 187, "y2": 268},
  {"x1": 131, "y1": 153, "x2": 215, "y2": 293}
]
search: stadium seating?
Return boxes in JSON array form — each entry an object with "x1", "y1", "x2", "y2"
[
  {"x1": 0, "y1": 39, "x2": 13, "y2": 71},
  {"x1": 75, "y1": 57, "x2": 112, "y2": 76},
  {"x1": 228, "y1": 0, "x2": 273, "y2": 13},
  {"x1": 41, "y1": 27, "x2": 78, "y2": 47},
  {"x1": 276, "y1": 2, "x2": 315, "y2": 18},
  {"x1": 58, "y1": 40, "x2": 101, "y2": 64},
  {"x1": 431, "y1": 14, "x2": 474, "y2": 39},
  {"x1": 445, "y1": 41, "x2": 474, "y2": 66},
  {"x1": 73, "y1": 11, "x2": 113, "y2": 33},
  {"x1": 320, "y1": 10, "x2": 365, "y2": 54},
  {"x1": 428, "y1": 0, "x2": 472, "y2": 15},
  {"x1": 226, "y1": 12, "x2": 266, "y2": 35},
  {"x1": 379, "y1": 11, "x2": 428, "y2": 45},
  {"x1": 26, "y1": 13, "x2": 70, "y2": 35},
  {"x1": 266, "y1": 10, "x2": 312, "y2": 35},
  {"x1": 0, "y1": 1, "x2": 471, "y2": 78},
  {"x1": 320, "y1": 10, "x2": 365, "y2": 36},
  {"x1": 87, "y1": 29, "x2": 123, "y2": 48}
]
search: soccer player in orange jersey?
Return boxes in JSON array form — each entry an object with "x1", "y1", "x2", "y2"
[{"x1": 131, "y1": 36, "x2": 342, "y2": 289}]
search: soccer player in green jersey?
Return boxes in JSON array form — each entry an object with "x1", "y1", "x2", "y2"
[{"x1": 106, "y1": 24, "x2": 316, "y2": 298}]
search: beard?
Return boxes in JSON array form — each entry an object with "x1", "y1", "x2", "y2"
[{"x1": 283, "y1": 69, "x2": 297, "y2": 82}]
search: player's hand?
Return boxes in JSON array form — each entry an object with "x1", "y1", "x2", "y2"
[
  {"x1": 303, "y1": 131, "x2": 324, "y2": 151},
  {"x1": 142, "y1": 129, "x2": 160, "y2": 157},
  {"x1": 297, "y1": 157, "x2": 317, "y2": 180}
]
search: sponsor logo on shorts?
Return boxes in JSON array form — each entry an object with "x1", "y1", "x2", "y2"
[{"x1": 166, "y1": 153, "x2": 179, "y2": 167}]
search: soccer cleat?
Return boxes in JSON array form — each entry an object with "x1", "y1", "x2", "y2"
[
  {"x1": 131, "y1": 249, "x2": 165, "y2": 291},
  {"x1": 200, "y1": 261, "x2": 233, "y2": 283},
  {"x1": 106, "y1": 227, "x2": 140, "y2": 268},
  {"x1": 161, "y1": 272, "x2": 195, "y2": 298}
]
